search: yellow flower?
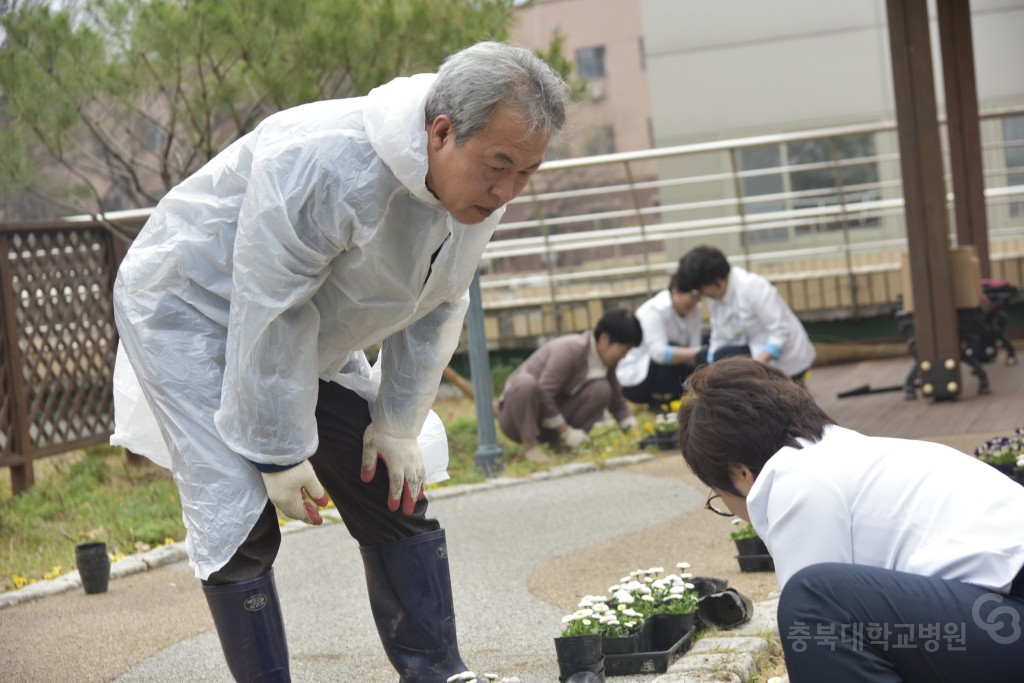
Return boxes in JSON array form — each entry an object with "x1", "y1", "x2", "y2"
[
  {"x1": 669, "y1": 399, "x2": 681, "y2": 412},
  {"x1": 163, "y1": 537, "x2": 176, "y2": 546},
  {"x1": 12, "y1": 574, "x2": 28, "y2": 589},
  {"x1": 643, "y1": 421, "x2": 654, "y2": 434}
]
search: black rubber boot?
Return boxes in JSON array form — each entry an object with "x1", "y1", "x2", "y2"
[
  {"x1": 202, "y1": 569, "x2": 291, "y2": 682},
  {"x1": 361, "y1": 529, "x2": 479, "y2": 683}
]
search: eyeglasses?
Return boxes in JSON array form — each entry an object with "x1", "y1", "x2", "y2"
[{"x1": 704, "y1": 491, "x2": 735, "y2": 517}]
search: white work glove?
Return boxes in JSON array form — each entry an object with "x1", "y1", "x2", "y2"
[
  {"x1": 559, "y1": 426, "x2": 590, "y2": 450},
  {"x1": 260, "y1": 460, "x2": 330, "y2": 525},
  {"x1": 361, "y1": 423, "x2": 426, "y2": 516}
]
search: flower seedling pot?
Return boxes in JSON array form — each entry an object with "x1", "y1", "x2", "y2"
[
  {"x1": 75, "y1": 542, "x2": 111, "y2": 594},
  {"x1": 600, "y1": 632, "x2": 640, "y2": 655},
  {"x1": 733, "y1": 536, "x2": 769, "y2": 556},
  {"x1": 554, "y1": 634, "x2": 605, "y2": 682}
]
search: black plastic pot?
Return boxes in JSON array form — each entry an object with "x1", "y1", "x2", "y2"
[
  {"x1": 733, "y1": 536, "x2": 769, "y2": 556},
  {"x1": 75, "y1": 542, "x2": 111, "y2": 594},
  {"x1": 554, "y1": 634, "x2": 605, "y2": 683}
]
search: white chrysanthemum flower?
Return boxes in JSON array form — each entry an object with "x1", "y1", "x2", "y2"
[
  {"x1": 574, "y1": 608, "x2": 594, "y2": 619},
  {"x1": 561, "y1": 614, "x2": 575, "y2": 623},
  {"x1": 669, "y1": 585, "x2": 685, "y2": 595},
  {"x1": 679, "y1": 572, "x2": 694, "y2": 580},
  {"x1": 619, "y1": 576, "x2": 632, "y2": 583},
  {"x1": 685, "y1": 582, "x2": 695, "y2": 590},
  {"x1": 622, "y1": 608, "x2": 643, "y2": 618},
  {"x1": 578, "y1": 597, "x2": 594, "y2": 608},
  {"x1": 599, "y1": 614, "x2": 615, "y2": 624},
  {"x1": 652, "y1": 579, "x2": 667, "y2": 590},
  {"x1": 638, "y1": 585, "x2": 652, "y2": 595},
  {"x1": 677, "y1": 562, "x2": 691, "y2": 569},
  {"x1": 663, "y1": 594, "x2": 680, "y2": 602},
  {"x1": 592, "y1": 603, "x2": 610, "y2": 613},
  {"x1": 641, "y1": 594, "x2": 655, "y2": 603}
]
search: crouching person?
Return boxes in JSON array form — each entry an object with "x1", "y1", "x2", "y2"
[
  {"x1": 676, "y1": 357, "x2": 1024, "y2": 683},
  {"x1": 498, "y1": 308, "x2": 642, "y2": 464}
]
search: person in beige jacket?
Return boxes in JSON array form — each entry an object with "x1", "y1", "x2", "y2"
[{"x1": 498, "y1": 308, "x2": 642, "y2": 463}]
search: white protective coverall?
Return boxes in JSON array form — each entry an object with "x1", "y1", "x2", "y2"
[{"x1": 111, "y1": 73, "x2": 502, "y2": 580}]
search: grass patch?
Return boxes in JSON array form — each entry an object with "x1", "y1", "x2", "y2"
[
  {"x1": 1, "y1": 398, "x2": 665, "y2": 592},
  {"x1": 0, "y1": 444, "x2": 184, "y2": 592}
]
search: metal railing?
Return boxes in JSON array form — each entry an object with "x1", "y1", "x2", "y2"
[{"x1": 479, "y1": 107, "x2": 1024, "y2": 339}]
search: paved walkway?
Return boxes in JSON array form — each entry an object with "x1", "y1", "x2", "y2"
[{"x1": 1, "y1": 354, "x2": 1020, "y2": 682}]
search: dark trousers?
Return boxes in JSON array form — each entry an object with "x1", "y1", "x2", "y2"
[
  {"x1": 205, "y1": 380, "x2": 439, "y2": 585},
  {"x1": 778, "y1": 562, "x2": 1024, "y2": 682},
  {"x1": 621, "y1": 359, "x2": 694, "y2": 411}
]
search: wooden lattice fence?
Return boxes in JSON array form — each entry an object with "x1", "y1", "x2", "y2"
[{"x1": 0, "y1": 220, "x2": 134, "y2": 493}]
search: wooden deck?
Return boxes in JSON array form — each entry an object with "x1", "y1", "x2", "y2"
[{"x1": 804, "y1": 351, "x2": 1024, "y2": 454}]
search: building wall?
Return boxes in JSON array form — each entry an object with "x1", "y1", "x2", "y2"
[
  {"x1": 642, "y1": 0, "x2": 1024, "y2": 145},
  {"x1": 511, "y1": 0, "x2": 652, "y2": 156},
  {"x1": 640, "y1": 0, "x2": 1024, "y2": 257}
]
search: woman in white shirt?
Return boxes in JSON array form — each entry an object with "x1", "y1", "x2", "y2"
[
  {"x1": 616, "y1": 272, "x2": 705, "y2": 411},
  {"x1": 677, "y1": 357, "x2": 1024, "y2": 683}
]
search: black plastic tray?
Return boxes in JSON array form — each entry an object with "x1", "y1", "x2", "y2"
[{"x1": 604, "y1": 627, "x2": 695, "y2": 676}]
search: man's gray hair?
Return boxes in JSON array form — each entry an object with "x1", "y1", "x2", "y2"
[{"x1": 425, "y1": 41, "x2": 570, "y2": 144}]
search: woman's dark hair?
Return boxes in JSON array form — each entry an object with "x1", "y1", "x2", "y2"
[
  {"x1": 594, "y1": 307, "x2": 643, "y2": 347},
  {"x1": 676, "y1": 357, "x2": 835, "y2": 495},
  {"x1": 676, "y1": 245, "x2": 731, "y2": 291}
]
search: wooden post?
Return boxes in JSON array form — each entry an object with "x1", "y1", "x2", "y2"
[
  {"x1": 0, "y1": 232, "x2": 35, "y2": 492},
  {"x1": 886, "y1": 0, "x2": 962, "y2": 399},
  {"x1": 936, "y1": 0, "x2": 991, "y2": 278}
]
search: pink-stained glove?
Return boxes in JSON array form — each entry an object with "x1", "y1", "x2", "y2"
[
  {"x1": 361, "y1": 423, "x2": 426, "y2": 516},
  {"x1": 260, "y1": 460, "x2": 330, "y2": 525}
]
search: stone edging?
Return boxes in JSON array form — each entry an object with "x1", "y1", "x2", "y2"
[
  {"x1": 0, "y1": 454, "x2": 656, "y2": 610},
  {"x1": 653, "y1": 594, "x2": 782, "y2": 683}
]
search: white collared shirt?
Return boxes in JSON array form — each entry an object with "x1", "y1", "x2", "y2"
[{"x1": 747, "y1": 425, "x2": 1024, "y2": 592}]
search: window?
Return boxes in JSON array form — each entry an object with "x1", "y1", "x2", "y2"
[
  {"x1": 1002, "y1": 114, "x2": 1024, "y2": 218},
  {"x1": 736, "y1": 133, "x2": 881, "y2": 245},
  {"x1": 576, "y1": 46, "x2": 606, "y2": 80}
]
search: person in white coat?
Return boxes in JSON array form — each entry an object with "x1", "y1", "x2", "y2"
[
  {"x1": 677, "y1": 357, "x2": 1024, "y2": 683},
  {"x1": 677, "y1": 245, "x2": 815, "y2": 379},
  {"x1": 111, "y1": 41, "x2": 569, "y2": 683},
  {"x1": 616, "y1": 268, "x2": 705, "y2": 411}
]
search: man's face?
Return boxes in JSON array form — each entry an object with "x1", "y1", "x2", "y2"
[
  {"x1": 671, "y1": 289, "x2": 699, "y2": 316},
  {"x1": 595, "y1": 332, "x2": 633, "y2": 369},
  {"x1": 425, "y1": 104, "x2": 549, "y2": 225},
  {"x1": 700, "y1": 278, "x2": 728, "y2": 301}
]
